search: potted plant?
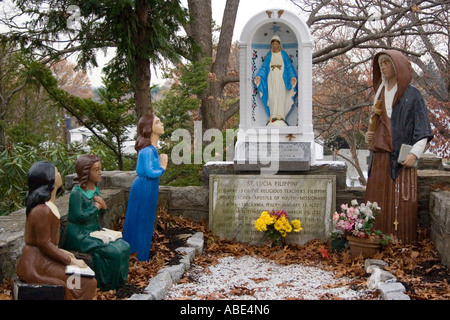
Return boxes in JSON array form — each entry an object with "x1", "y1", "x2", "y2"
[
  {"x1": 332, "y1": 200, "x2": 390, "y2": 257},
  {"x1": 254, "y1": 210, "x2": 302, "y2": 246}
]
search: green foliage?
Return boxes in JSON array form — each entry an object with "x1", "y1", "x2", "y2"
[
  {"x1": 7, "y1": 123, "x2": 47, "y2": 148},
  {"x1": 86, "y1": 138, "x2": 136, "y2": 172},
  {"x1": 155, "y1": 89, "x2": 198, "y2": 144},
  {"x1": 177, "y1": 58, "x2": 212, "y2": 97},
  {"x1": 154, "y1": 58, "x2": 213, "y2": 187},
  {"x1": 21, "y1": 58, "x2": 136, "y2": 170},
  {"x1": 159, "y1": 163, "x2": 203, "y2": 187},
  {"x1": 9, "y1": 0, "x2": 195, "y2": 87},
  {"x1": 156, "y1": 58, "x2": 211, "y2": 143},
  {"x1": 159, "y1": 128, "x2": 237, "y2": 187},
  {"x1": 0, "y1": 142, "x2": 81, "y2": 215}
]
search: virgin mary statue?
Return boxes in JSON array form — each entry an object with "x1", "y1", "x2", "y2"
[{"x1": 254, "y1": 35, "x2": 297, "y2": 127}]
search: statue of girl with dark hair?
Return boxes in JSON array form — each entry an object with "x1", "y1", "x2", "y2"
[
  {"x1": 65, "y1": 155, "x2": 130, "y2": 291},
  {"x1": 122, "y1": 114, "x2": 168, "y2": 261},
  {"x1": 16, "y1": 161, "x2": 97, "y2": 300}
]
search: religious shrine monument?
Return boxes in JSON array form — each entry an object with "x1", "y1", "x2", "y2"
[
  {"x1": 234, "y1": 9, "x2": 315, "y2": 172},
  {"x1": 209, "y1": 9, "x2": 336, "y2": 246}
]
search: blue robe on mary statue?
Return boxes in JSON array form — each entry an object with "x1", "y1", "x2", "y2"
[
  {"x1": 122, "y1": 145, "x2": 165, "y2": 261},
  {"x1": 256, "y1": 50, "x2": 297, "y2": 118}
]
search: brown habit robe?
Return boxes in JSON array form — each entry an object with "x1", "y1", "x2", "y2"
[
  {"x1": 16, "y1": 203, "x2": 97, "y2": 300},
  {"x1": 365, "y1": 50, "x2": 433, "y2": 244}
]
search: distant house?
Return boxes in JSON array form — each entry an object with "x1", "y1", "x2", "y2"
[
  {"x1": 69, "y1": 126, "x2": 93, "y2": 151},
  {"x1": 69, "y1": 125, "x2": 137, "y2": 155}
]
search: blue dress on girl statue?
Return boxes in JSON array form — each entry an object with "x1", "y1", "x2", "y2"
[{"x1": 122, "y1": 145, "x2": 165, "y2": 261}]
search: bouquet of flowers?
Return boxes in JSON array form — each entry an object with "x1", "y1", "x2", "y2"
[
  {"x1": 254, "y1": 210, "x2": 302, "y2": 246},
  {"x1": 332, "y1": 199, "x2": 390, "y2": 244}
]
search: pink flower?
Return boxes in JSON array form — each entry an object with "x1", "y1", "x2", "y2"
[
  {"x1": 333, "y1": 212, "x2": 340, "y2": 220},
  {"x1": 344, "y1": 221, "x2": 354, "y2": 231}
]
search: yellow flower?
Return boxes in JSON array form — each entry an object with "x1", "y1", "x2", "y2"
[
  {"x1": 260, "y1": 211, "x2": 269, "y2": 217},
  {"x1": 291, "y1": 219, "x2": 302, "y2": 232},
  {"x1": 264, "y1": 214, "x2": 276, "y2": 225},
  {"x1": 275, "y1": 217, "x2": 290, "y2": 233},
  {"x1": 260, "y1": 211, "x2": 276, "y2": 225},
  {"x1": 285, "y1": 223, "x2": 292, "y2": 233},
  {"x1": 274, "y1": 219, "x2": 282, "y2": 231},
  {"x1": 254, "y1": 218, "x2": 267, "y2": 232}
]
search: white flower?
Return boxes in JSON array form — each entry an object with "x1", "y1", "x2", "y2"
[
  {"x1": 357, "y1": 203, "x2": 374, "y2": 221},
  {"x1": 365, "y1": 210, "x2": 374, "y2": 221},
  {"x1": 351, "y1": 199, "x2": 359, "y2": 206},
  {"x1": 371, "y1": 202, "x2": 381, "y2": 210}
]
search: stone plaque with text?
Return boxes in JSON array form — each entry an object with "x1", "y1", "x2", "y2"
[
  {"x1": 209, "y1": 175, "x2": 335, "y2": 245},
  {"x1": 234, "y1": 141, "x2": 311, "y2": 172}
]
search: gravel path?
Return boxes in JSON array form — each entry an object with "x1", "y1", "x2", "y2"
[{"x1": 164, "y1": 255, "x2": 374, "y2": 300}]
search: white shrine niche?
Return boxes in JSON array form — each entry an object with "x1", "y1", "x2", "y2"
[{"x1": 234, "y1": 9, "x2": 315, "y2": 172}]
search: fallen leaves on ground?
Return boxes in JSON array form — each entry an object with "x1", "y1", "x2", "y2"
[
  {"x1": 156, "y1": 210, "x2": 449, "y2": 300},
  {"x1": 1, "y1": 208, "x2": 449, "y2": 300}
]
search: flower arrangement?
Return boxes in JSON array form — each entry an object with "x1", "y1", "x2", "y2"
[
  {"x1": 332, "y1": 199, "x2": 390, "y2": 246},
  {"x1": 254, "y1": 210, "x2": 302, "y2": 246}
]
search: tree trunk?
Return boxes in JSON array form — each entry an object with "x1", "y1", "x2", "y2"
[
  {"x1": 133, "y1": 56, "x2": 152, "y2": 120},
  {"x1": 0, "y1": 120, "x2": 5, "y2": 150},
  {"x1": 187, "y1": 0, "x2": 240, "y2": 132},
  {"x1": 133, "y1": 0, "x2": 152, "y2": 121},
  {"x1": 187, "y1": 0, "x2": 212, "y2": 60},
  {"x1": 342, "y1": 135, "x2": 367, "y2": 186}
]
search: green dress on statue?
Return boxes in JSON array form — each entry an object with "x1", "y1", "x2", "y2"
[{"x1": 65, "y1": 185, "x2": 130, "y2": 291}]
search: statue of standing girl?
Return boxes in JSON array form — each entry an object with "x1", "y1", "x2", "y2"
[
  {"x1": 16, "y1": 161, "x2": 97, "y2": 300},
  {"x1": 122, "y1": 114, "x2": 168, "y2": 261},
  {"x1": 65, "y1": 154, "x2": 130, "y2": 291}
]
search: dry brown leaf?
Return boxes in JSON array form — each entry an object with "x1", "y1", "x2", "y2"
[
  {"x1": 276, "y1": 283, "x2": 293, "y2": 288},
  {"x1": 250, "y1": 277, "x2": 269, "y2": 283},
  {"x1": 227, "y1": 285, "x2": 255, "y2": 296}
]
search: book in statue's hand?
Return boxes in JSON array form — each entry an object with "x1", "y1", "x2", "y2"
[
  {"x1": 65, "y1": 265, "x2": 95, "y2": 278},
  {"x1": 397, "y1": 144, "x2": 418, "y2": 168},
  {"x1": 90, "y1": 228, "x2": 122, "y2": 244}
]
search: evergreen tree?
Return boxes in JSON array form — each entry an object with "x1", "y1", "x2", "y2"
[
  {"x1": 22, "y1": 59, "x2": 135, "y2": 170},
  {"x1": 6, "y1": 0, "x2": 194, "y2": 120}
]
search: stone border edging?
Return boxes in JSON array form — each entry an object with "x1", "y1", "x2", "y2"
[
  {"x1": 364, "y1": 259, "x2": 411, "y2": 300},
  {"x1": 127, "y1": 232, "x2": 204, "y2": 300}
]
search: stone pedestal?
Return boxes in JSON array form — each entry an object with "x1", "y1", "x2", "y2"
[
  {"x1": 13, "y1": 278, "x2": 65, "y2": 300},
  {"x1": 234, "y1": 141, "x2": 311, "y2": 172}
]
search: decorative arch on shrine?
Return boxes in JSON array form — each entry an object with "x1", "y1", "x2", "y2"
[{"x1": 238, "y1": 9, "x2": 314, "y2": 138}]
